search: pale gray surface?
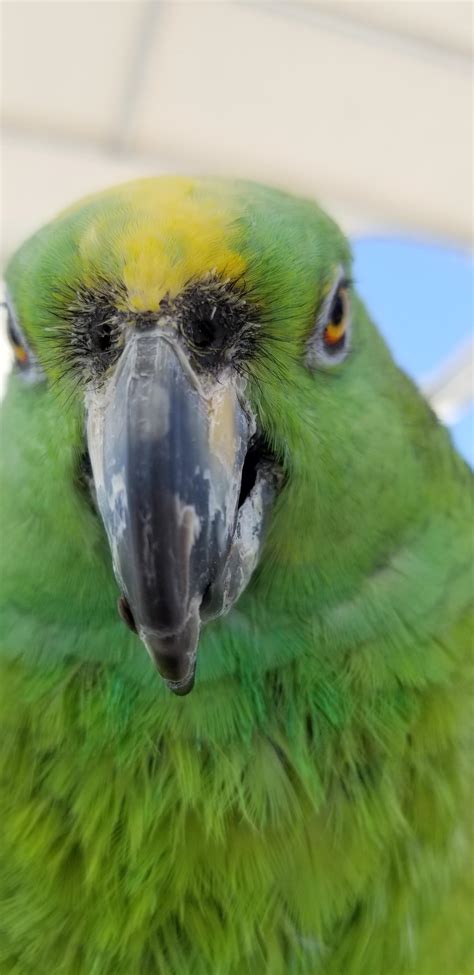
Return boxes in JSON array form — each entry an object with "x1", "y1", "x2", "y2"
[{"x1": 1, "y1": 1, "x2": 472, "y2": 260}]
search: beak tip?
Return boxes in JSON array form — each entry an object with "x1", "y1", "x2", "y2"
[
  {"x1": 140, "y1": 611, "x2": 200, "y2": 694},
  {"x1": 165, "y1": 670, "x2": 196, "y2": 696}
]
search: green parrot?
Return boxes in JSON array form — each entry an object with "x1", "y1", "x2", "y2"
[{"x1": 1, "y1": 177, "x2": 472, "y2": 975}]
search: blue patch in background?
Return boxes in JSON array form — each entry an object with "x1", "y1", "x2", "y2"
[{"x1": 351, "y1": 237, "x2": 473, "y2": 466}]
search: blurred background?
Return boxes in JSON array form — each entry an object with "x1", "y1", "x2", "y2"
[{"x1": 1, "y1": 0, "x2": 473, "y2": 461}]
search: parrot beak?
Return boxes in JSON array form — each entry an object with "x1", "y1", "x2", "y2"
[{"x1": 85, "y1": 327, "x2": 277, "y2": 694}]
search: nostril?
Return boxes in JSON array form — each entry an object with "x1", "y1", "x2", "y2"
[
  {"x1": 238, "y1": 435, "x2": 273, "y2": 508},
  {"x1": 238, "y1": 449, "x2": 259, "y2": 508},
  {"x1": 200, "y1": 581, "x2": 213, "y2": 613},
  {"x1": 117, "y1": 594, "x2": 137, "y2": 633}
]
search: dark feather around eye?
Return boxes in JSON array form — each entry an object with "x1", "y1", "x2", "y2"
[
  {"x1": 169, "y1": 274, "x2": 264, "y2": 372},
  {"x1": 42, "y1": 278, "x2": 126, "y2": 384},
  {"x1": 94, "y1": 320, "x2": 114, "y2": 352}
]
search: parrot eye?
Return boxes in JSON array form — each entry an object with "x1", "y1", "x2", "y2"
[
  {"x1": 4, "y1": 301, "x2": 30, "y2": 369},
  {"x1": 322, "y1": 285, "x2": 350, "y2": 353},
  {"x1": 305, "y1": 268, "x2": 352, "y2": 370},
  {"x1": 2, "y1": 295, "x2": 45, "y2": 383}
]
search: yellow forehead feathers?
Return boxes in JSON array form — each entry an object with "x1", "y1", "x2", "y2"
[{"x1": 78, "y1": 178, "x2": 246, "y2": 313}]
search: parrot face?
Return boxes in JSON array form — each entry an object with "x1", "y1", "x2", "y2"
[
  {"x1": 4, "y1": 177, "x2": 353, "y2": 693},
  {"x1": 82, "y1": 276, "x2": 282, "y2": 694}
]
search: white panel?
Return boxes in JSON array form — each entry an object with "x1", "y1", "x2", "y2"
[
  {"x1": 313, "y1": 1, "x2": 473, "y2": 57},
  {"x1": 130, "y1": 2, "x2": 472, "y2": 243},
  {"x1": 0, "y1": 130, "x2": 378, "y2": 262},
  {"x1": 0, "y1": 131, "x2": 174, "y2": 261},
  {"x1": 2, "y1": 1, "x2": 147, "y2": 141},
  {"x1": 422, "y1": 338, "x2": 474, "y2": 424}
]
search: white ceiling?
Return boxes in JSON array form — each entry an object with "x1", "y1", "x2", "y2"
[
  {"x1": 1, "y1": 0, "x2": 473, "y2": 262},
  {"x1": 314, "y1": 1, "x2": 472, "y2": 55}
]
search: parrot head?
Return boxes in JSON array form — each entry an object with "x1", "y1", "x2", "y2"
[{"x1": 4, "y1": 176, "x2": 414, "y2": 695}]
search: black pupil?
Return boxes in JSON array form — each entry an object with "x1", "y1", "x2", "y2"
[{"x1": 330, "y1": 291, "x2": 344, "y2": 326}]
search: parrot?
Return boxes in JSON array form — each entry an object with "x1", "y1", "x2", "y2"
[{"x1": 0, "y1": 176, "x2": 472, "y2": 975}]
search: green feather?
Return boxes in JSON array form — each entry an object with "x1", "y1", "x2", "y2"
[{"x1": 1, "y1": 177, "x2": 472, "y2": 974}]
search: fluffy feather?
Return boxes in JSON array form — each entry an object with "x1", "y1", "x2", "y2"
[{"x1": 1, "y1": 177, "x2": 472, "y2": 974}]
